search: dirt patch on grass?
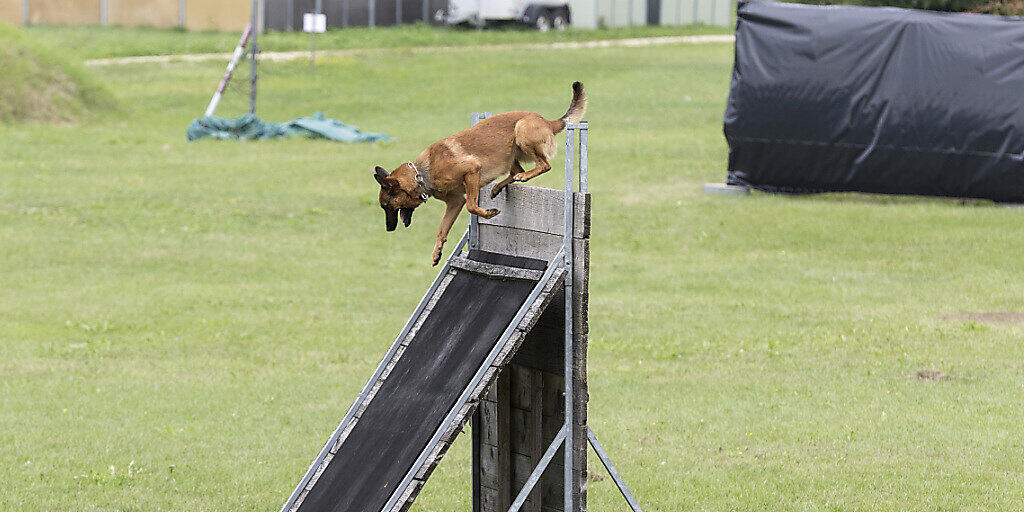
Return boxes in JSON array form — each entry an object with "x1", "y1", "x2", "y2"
[
  {"x1": 915, "y1": 369, "x2": 953, "y2": 382},
  {"x1": 939, "y1": 312, "x2": 1024, "y2": 325}
]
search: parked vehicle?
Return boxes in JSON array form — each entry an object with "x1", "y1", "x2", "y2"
[{"x1": 437, "y1": 0, "x2": 571, "y2": 30}]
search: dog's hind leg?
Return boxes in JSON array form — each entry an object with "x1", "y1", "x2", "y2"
[
  {"x1": 432, "y1": 195, "x2": 465, "y2": 266},
  {"x1": 512, "y1": 145, "x2": 552, "y2": 182},
  {"x1": 511, "y1": 118, "x2": 555, "y2": 183},
  {"x1": 464, "y1": 166, "x2": 500, "y2": 219},
  {"x1": 489, "y1": 160, "x2": 524, "y2": 199}
]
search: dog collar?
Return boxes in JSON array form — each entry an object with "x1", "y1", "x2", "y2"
[{"x1": 409, "y1": 161, "x2": 433, "y2": 200}]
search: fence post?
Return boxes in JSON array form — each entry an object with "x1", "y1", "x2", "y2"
[
  {"x1": 369, "y1": 0, "x2": 375, "y2": 27},
  {"x1": 422, "y1": 0, "x2": 428, "y2": 23},
  {"x1": 100, "y1": 0, "x2": 107, "y2": 25},
  {"x1": 250, "y1": 0, "x2": 258, "y2": 115},
  {"x1": 396, "y1": 0, "x2": 402, "y2": 24},
  {"x1": 22, "y1": 0, "x2": 28, "y2": 25},
  {"x1": 627, "y1": 0, "x2": 632, "y2": 27}
]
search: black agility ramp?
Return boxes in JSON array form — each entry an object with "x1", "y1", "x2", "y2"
[
  {"x1": 724, "y1": 1, "x2": 1024, "y2": 203},
  {"x1": 294, "y1": 250, "x2": 565, "y2": 512}
]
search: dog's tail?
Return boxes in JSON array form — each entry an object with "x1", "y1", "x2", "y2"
[{"x1": 550, "y1": 81, "x2": 587, "y2": 134}]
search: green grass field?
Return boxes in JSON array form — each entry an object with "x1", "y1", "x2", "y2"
[
  {"x1": 2, "y1": 25, "x2": 1023, "y2": 512},
  {"x1": 27, "y1": 23, "x2": 730, "y2": 60}
]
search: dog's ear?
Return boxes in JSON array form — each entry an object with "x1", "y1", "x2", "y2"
[
  {"x1": 373, "y1": 166, "x2": 390, "y2": 186},
  {"x1": 373, "y1": 166, "x2": 401, "y2": 192}
]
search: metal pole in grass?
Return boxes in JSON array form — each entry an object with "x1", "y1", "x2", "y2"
[
  {"x1": 369, "y1": 0, "x2": 376, "y2": 27},
  {"x1": 692, "y1": 0, "x2": 699, "y2": 24},
  {"x1": 250, "y1": 0, "x2": 259, "y2": 115},
  {"x1": 627, "y1": 0, "x2": 632, "y2": 27},
  {"x1": 422, "y1": 0, "x2": 428, "y2": 23},
  {"x1": 396, "y1": 0, "x2": 402, "y2": 24},
  {"x1": 343, "y1": 0, "x2": 349, "y2": 27},
  {"x1": 22, "y1": 0, "x2": 28, "y2": 25},
  {"x1": 309, "y1": 0, "x2": 323, "y2": 71},
  {"x1": 178, "y1": 0, "x2": 185, "y2": 27},
  {"x1": 100, "y1": 0, "x2": 107, "y2": 25}
]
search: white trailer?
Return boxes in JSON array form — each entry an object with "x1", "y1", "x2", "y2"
[{"x1": 437, "y1": 0, "x2": 571, "y2": 30}]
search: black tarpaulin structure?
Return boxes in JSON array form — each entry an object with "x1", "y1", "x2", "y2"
[{"x1": 724, "y1": 1, "x2": 1024, "y2": 203}]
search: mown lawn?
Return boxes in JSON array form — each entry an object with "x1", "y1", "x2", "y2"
[
  {"x1": 26, "y1": 23, "x2": 730, "y2": 60},
  {"x1": 2, "y1": 29, "x2": 1023, "y2": 512}
]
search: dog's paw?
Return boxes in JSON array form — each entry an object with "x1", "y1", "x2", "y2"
[
  {"x1": 431, "y1": 248, "x2": 442, "y2": 266},
  {"x1": 481, "y1": 208, "x2": 500, "y2": 219},
  {"x1": 512, "y1": 173, "x2": 529, "y2": 182},
  {"x1": 489, "y1": 185, "x2": 505, "y2": 199}
]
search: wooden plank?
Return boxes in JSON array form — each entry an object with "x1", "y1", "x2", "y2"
[
  {"x1": 478, "y1": 225, "x2": 589, "y2": 269},
  {"x1": 480, "y1": 485, "x2": 499, "y2": 512},
  {"x1": 569, "y1": 233, "x2": 590, "y2": 512},
  {"x1": 472, "y1": 408, "x2": 482, "y2": 512},
  {"x1": 512, "y1": 292, "x2": 566, "y2": 376},
  {"x1": 528, "y1": 369, "x2": 545, "y2": 512},
  {"x1": 480, "y1": 400, "x2": 498, "y2": 446},
  {"x1": 479, "y1": 183, "x2": 590, "y2": 238},
  {"x1": 496, "y1": 371, "x2": 512, "y2": 512},
  {"x1": 451, "y1": 256, "x2": 546, "y2": 281},
  {"x1": 510, "y1": 407, "x2": 532, "y2": 456},
  {"x1": 510, "y1": 364, "x2": 533, "y2": 410},
  {"x1": 479, "y1": 442, "x2": 500, "y2": 490}
]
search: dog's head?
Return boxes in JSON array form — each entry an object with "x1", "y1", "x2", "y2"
[{"x1": 374, "y1": 164, "x2": 428, "y2": 231}]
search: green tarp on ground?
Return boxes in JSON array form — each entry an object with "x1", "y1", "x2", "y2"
[{"x1": 186, "y1": 112, "x2": 392, "y2": 143}]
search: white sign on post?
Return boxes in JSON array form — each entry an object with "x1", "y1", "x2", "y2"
[{"x1": 303, "y1": 13, "x2": 327, "y2": 33}]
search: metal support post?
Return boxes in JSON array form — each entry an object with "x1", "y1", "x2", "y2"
[
  {"x1": 250, "y1": 0, "x2": 259, "y2": 115},
  {"x1": 562, "y1": 126, "x2": 575, "y2": 512}
]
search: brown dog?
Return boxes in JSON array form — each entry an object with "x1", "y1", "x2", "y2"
[{"x1": 374, "y1": 81, "x2": 587, "y2": 265}]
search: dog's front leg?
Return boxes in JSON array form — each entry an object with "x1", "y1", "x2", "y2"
[
  {"x1": 432, "y1": 196, "x2": 466, "y2": 266},
  {"x1": 464, "y1": 168, "x2": 500, "y2": 219}
]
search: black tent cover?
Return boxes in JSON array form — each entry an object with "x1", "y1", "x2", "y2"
[{"x1": 724, "y1": 1, "x2": 1024, "y2": 203}]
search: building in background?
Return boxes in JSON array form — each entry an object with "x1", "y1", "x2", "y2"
[{"x1": 0, "y1": 0, "x2": 731, "y2": 30}]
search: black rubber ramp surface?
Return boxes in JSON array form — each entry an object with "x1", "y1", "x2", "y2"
[{"x1": 297, "y1": 253, "x2": 545, "y2": 512}]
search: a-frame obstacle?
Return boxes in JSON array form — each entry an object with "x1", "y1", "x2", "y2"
[{"x1": 278, "y1": 116, "x2": 642, "y2": 512}]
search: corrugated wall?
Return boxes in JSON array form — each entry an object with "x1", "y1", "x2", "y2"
[
  {"x1": 0, "y1": 0, "x2": 21, "y2": 25},
  {"x1": 28, "y1": 0, "x2": 101, "y2": 25},
  {"x1": 5, "y1": 0, "x2": 729, "y2": 29},
  {"x1": 569, "y1": 0, "x2": 731, "y2": 28},
  {"x1": 186, "y1": 0, "x2": 250, "y2": 30},
  {"x1": 108, "y1": 0, "x2": 180, "y2": 27}
]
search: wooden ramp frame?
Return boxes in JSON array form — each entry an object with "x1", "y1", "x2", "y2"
[{"x1": 277, "y1": 116, "x2": 643, "y2": 512}]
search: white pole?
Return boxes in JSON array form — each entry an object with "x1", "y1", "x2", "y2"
[
  {"x1": 178, "y1": 0, "x2": 186, "y2": 27},
  {"x1": 22, "y1": 0, "x2": 29, "y2": 25},
  {"x1": 204, "y1": 24, "x2": 253, "y2": 117},
  {"x1": 100, "y1": 0, "x2": 107, "y2": 25}
]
